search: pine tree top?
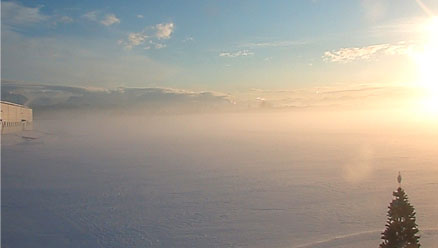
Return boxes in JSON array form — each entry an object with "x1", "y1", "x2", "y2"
[{"x1": 380, "y1": 186, "x2": 421, "y2": 248}]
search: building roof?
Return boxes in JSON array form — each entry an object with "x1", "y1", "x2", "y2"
[{"x1": 0, "y1": 101, "x2": 31, "y2": 109}]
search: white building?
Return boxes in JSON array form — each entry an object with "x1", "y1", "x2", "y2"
[{"x1": 0, "y1": 101, "x2": 33, "y2": 133}]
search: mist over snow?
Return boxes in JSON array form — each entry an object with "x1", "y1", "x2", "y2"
[{"x1": 2, "y1": 111, "x2": 438, "y2": 248}]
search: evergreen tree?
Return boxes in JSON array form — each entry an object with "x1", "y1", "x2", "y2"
[{"x1": 380, "y1": 175, "x2": 421, "y2": 248}]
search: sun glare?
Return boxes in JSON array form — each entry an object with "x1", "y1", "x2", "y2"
[{"x1": 414, "y1": 16, "x2": 438, "y2": 117}]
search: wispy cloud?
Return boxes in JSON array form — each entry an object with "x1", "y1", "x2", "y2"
[
  {"x1": 182, "y1": 36, "x2": 194, "y2": 42},
  {"x1": 2, "y1": 80, "x2": 419, "y2": 112},
  {"x1": 83, "y1": 11, "x2": 120, "y2": 26},
  {"x1": 368, "y1": 17, "x2": 431, "y2": 39},
  {"x1": 241, "y1": 40, "x2": 307, "y2": 48},
  {"x1": 101, "y1": 14, "x2": 120, "y2": 26},
  {"x1": 137, "y1": 14, "x2": 144, "y2": 19},
  {"x1": 151, "y1": 42, "x2": 166, "y2": 49},
  {"x1": 219, "y1": 50, "x2": 254, "y2": 58},
  {"x1": 2, "y1": 27, "x2": 178, "y2": 86},
  {"x1": 57, "y1": 16, "x2": 74, "y2": 23},
  {"x1": 82, "y1": 11, "x2": 99, "y2": 21},
  {"x1": 323, "y1": 42, "x2": 414, "y2": 63},
  {"x1": 1, "y1": 2, "x2": 48, "y2": 27},
  {"x1": 242, "y1": 83, "x2": 417, "y2": 110},
  {"x1": 120, "y1": 22, "x2": 174, "y2": 50}
]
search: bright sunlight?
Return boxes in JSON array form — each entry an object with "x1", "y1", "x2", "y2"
[{"x1": 414, "y1": 16, "x2": 438, "y2": 117}]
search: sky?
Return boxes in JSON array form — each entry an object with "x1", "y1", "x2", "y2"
[{"x1": 1, "y1": 0, "x2": 438, "y2": 93}]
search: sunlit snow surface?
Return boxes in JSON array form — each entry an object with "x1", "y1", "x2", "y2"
[{"x1": 2, "y1": 113, "x2": 438, "y2": 247}]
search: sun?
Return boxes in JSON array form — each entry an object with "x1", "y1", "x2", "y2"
[{"x1": 414, "y1": 16, "x2": 438, "y2": 116}]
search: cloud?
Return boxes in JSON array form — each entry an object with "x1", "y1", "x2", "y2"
[
  {"x1": 1, "y1": 1, "x2": 48, "y2": 27},
  {"x1": 137, "y1": 14, "x2": 144, "y2": 19},
  {"x1": 323, "y1": 42, "x2": 414, "y2": 63},
  {"x1": 100, "y1": 14, "x2": 120, "y2": 26},
  {"x1": 83, "y1": 11, "x2": 120, "y2": 26},
  {"x1": 182, "y1": 36, "x2": 194, "y2": 42},
  {"x1": 124, "y1": 32, "x2": 149, "y2": 49},
  {"x1": 1, "y1": 81, "x2": 234, "y2": 113},
  {"x1": 241, "y1": 84, "x2": 418, "y2": 110},
  {"x1": 148, "y1": 40, "x2": 166, "y2": 49},
  {"x1": 1, "y1": 80, "x2": 420, "y2": 113},
  {"x1": 219, "y1": 50, "x2": 254, "y2": 58},
  {"x1": 82, "y1": 11, "x2": 98, "y2": 21},
  {"x1": 155, "y1": 22, "x2": 174, "y2": 39},
  {"x1": 120, "y1": 22, "x2": 174, "y2": 50},
  {"x1": 1, "y1": 28, "x2": 179, "y2": 86},
  {"x1": 241, "y1": 40, "x2": 307, "y2": 48},
  {"x1": 368, "y1": 17, "x2": 431, "y2": 39},
  {"x1": 153, "y1": 43, "x2": 166, "y2": 49},
  {"x1": 2, "y1": 2, "x2": 75, "y2": 28},
  {"x1": 58, "y1": 16, "x2": 74, "y2": 23}
]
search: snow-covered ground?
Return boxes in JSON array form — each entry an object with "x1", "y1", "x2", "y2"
[{"x1": 2, "y1": 112, "x2": 438, "y2": 247}]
